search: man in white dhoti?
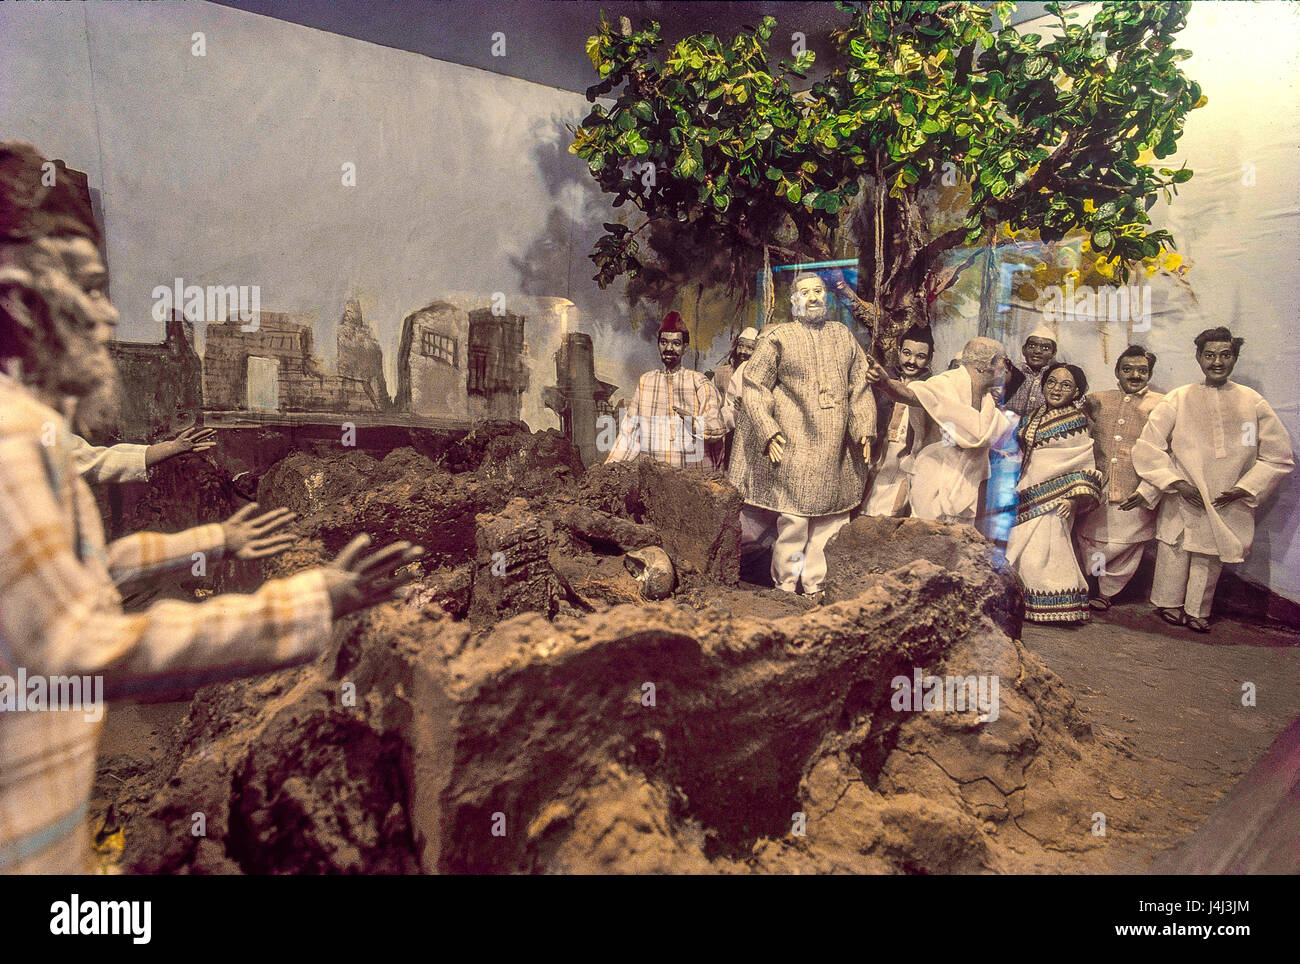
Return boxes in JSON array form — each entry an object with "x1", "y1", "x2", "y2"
[
  {"x1": 728, "y1": 273, "x2": 874, "y2": 599},
  {"x1": 867, "y1": 337, "x2": 1013, "y2": 526},
  {"x1": 862, "y1": 324, "x2": 934, "y2": 517},
  {"x1": 1132, "y1": 327, "x2": 1295, "y2": 632},
  {"x1": 1075, "y1": 345, "x2": 1165, "y2": 611}
]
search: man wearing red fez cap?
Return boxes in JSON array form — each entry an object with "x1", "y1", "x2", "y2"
[{"x1": 604, "y1": 309, "x2": 727, "y2": 469}]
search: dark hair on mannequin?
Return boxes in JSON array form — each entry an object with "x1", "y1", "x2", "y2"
[{"x1": 1193, "y1": 326, "x2": 1244, "y2": 357}]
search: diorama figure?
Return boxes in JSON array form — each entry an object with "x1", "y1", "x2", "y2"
[
  {"x1": 728, "y1": 272, "x2": 874, "y2": 598},
  {"x1": 1074, "y1": 345, "x2": 1165, "y2": 610},
  {"x1": 862, "y1": 323, "x2": 934, "y2": 517},
  {"x1": 1007, "y1": 323, "x2": 1059, "y2": 418},
  {"x1": 1132, "y1": 327, "x2": 1295, "y2": 632},
  {"x1": 71, "y1": 426, "x2": 216, "y2": 484},
  {"x1": 0, "y1": 140, "x2": 422, "y2": 872},
  {"x1": 1005, "y1": 363, "x2": 1104, "y2": 623},
  {"x1": 868, "y1": 336, "x2": 1012, "y2": 526},
  {"x1": 718, "y1": 325, "x2": 759, "y2": 436},
  {"x1": 605, "y1": 310, "x2": 726, "y2": 470}
]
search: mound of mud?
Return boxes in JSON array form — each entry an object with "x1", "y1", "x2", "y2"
[{"x1": 107, "y1": 473, "x2": 1125, "y2": 873}]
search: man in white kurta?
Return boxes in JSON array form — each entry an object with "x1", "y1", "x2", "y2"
[
  {"x1": 862, "y1": 325, "x2": 933, "y2": 517},
  {"x1": 869, "y1": 337, "x2": 1013, "y2": 526},
  {"x1": 1075, "y1": 346, "x2": 1165, "y2": 608},
  {"x1": 1131, "y1": 328, "x2": 1294, "y2": 629}
]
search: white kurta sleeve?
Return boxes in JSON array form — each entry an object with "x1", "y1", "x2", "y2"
[
  {"x1": 1131, "y1": 395, "x2": 1186, "y2": 507},
  {"x1": 70, "y1": 434, "x2": 149, "y2": 485},
  {"x1": 1236, "y1": 396, "x2": 1295, "y2": 507}
]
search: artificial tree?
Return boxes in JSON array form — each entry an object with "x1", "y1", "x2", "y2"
[{"x1": 570, "y1": 0, "x2": 1204, "y2": 357}]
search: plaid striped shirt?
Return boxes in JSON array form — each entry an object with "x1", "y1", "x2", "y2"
[
  {"x1": 0, "y1": 374, "x2": 332, "y2": 873},
  {"x1": 605, "y1": 367, "x2": 726, "y2": 469}
]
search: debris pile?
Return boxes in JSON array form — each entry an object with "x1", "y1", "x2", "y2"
[{"x1": 103, "y1": 429, "x2": 1136, "y2": 874}]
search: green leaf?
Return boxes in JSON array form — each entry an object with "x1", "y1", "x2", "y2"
[
  {"x1": 1172, "y1": 168, "x2": 1193, "y2": 183},
  {"x1": 675, "y1": 148, "x2": 700, "y2": 180},
  {"x1": 788, "y1": 182, "x2": 803, "y2": 204},
  {"x1": 1091, "y1": 228, "x2": 1114, "y2": 249}
]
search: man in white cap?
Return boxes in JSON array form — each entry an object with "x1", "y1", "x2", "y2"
[
  {"x1": 1007, "y1": 322, "x2": 1058, "y2": 418},
  {"x1": 718, "y1": 327, "x2": 759, "y2": 432}
]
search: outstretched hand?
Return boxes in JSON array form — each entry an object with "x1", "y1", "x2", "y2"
[
  {"x1": 864, "y1": 357, "x2": 888, "y2": 385},
  {"x1": 321, "y1": 534, "x2": 425, "y2": 619},
  {"x1": 171, "y1": 426, "x2": 217, "y2": 453},
  {"x1": 221, "y1": 503, "x2": 299, "y2": 560}
]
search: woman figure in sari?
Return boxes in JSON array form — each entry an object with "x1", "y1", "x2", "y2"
[{"x1": 1006, "y1": 363, "x2": 1105, "y2": 623}]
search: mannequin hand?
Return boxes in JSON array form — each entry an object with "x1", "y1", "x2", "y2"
[
  {"x1": 321, "y1": 534, "x2": 425, "y2": 619},
  {"x1": 767, "y1": 433, "x2": 786, "y2": 465},
  {"x1": 172, "y1": 426, "x2": 217, "y2": 453},
  {"x1": 672, "y1": 405, "x2": 693, "y2": 420},
  {"x1": 864, "y1": 357, "x2": 887, "y2": 385},
  {"x1": 861, "y1": 436, "x2": 872, "y2": 461},
  {"x1": 222, "y1": 503, "x2": 299, "y2": 560},
  {"x1": 1171, "y1": 480, "x2": 1204, "y2": 509},
  {"x1": 1117, "y1": 493, "x2": 1145, "y2": 511},
  {"x1": 1055, "y1": 500, "x2": 1073, "y2": 520},
  {"x1": 1212, "y1": 486, "x2": 1249, "y2": 508}
]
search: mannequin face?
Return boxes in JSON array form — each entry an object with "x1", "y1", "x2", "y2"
[
  {"x1": 6, "y1": 235, "x2": 119, "y2": 398},
  {"x1": 1043, "y1": 367, "x2": 1079, "y2": 409},
  {"x1": 791, "y1": 277, "x2": 827, "y2": 321},
  {"x1": 1115, "y1": 355, "x2": 1152, "y2": 394},
  {"x1": 1022, "y1": 336, "x2": 1056, "y2": 370},
  {"x1": 897, "y1": 339, "x2": 932, "y2": 379},
  {"x1": 737, "y1": 338, "x2": 756, "y2": 363},
  {"x1": 1197, "y1": 340, "x2": 1237, "y2": 386},
  {"x1": 658, "y1": 331, "x2": 685, "y2": 370}
]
